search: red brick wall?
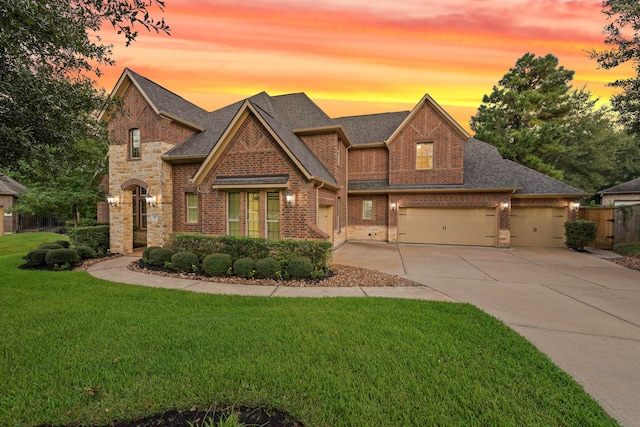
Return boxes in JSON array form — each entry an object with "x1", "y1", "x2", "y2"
[
  {"x1": 107, "y1": 84, "x2": 198, "y2": 149},
  {"x1": 387, "y1": 102, "x2": 465, "y2": 185},
  {"x1": 349, "y1": 194, "x2": 389, "y2": 226},
  {"x1": 172, "y1": 112, "x2": 337, "y2": 240},
  {"x1": 348, "y1": 147, "x2": 389, "y2": 181}
]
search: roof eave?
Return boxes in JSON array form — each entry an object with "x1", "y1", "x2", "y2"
[
  {"x1": 349, "y1": 187, "x2": 521, "y2": 194},
  {"x1": 159, "y1": 111, "x2": 205, "y2": 132},
  {"x1": 512, "y1": 193, "x2": 588, "y2": 199},
  {"x1": 161, "y1": 154, "x2": 207, "y2": 164}
]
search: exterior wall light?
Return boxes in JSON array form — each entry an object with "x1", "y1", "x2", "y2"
[
  {"x1": 145, "y1": 194, "x2": 157, "y2": 207},
  {"x1": 501, "y1": 201, "x2": 510, "y2": 211},
  {"x1": 390, "y1": 202, "x2": 397, "y2": 211},
  {"x1": 285, "y1": 190, "x2": 294, "y2": 207},
  {"x1": 570, "y1": 201, "x2": 580, "y2": 212},
  {"x1": 107, "y1": 195, "x2": 119, "y2": 208}
]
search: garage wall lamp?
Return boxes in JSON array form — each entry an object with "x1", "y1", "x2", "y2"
[
  {"x1": 570, "y1": 201, "x2": 580, "y2": 212},
  {"x1": 107, "y1": 194, "x2": 119, "y2": 208},
  {"x1": 285, "y1": 189, "x2": 295, "y2": 207},
  {"x1": 390, "y1": 202, "x2": 397, "y2": 211},
  {"x1": 500, "y1": 201, "x2": 510, "y2": 211}
]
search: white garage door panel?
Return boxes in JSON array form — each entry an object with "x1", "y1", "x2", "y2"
[
  {"x1": 398, "y1": 208, "x2": 497, "y2": 246},
  {"x1": 510, "y1": 207, "x2": 566, "y2": 247}
]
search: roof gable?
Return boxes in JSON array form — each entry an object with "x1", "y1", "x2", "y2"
[
  {"x1": 599, "y1": 177, "x2": 640, "y2": 194},
  {"x1": 0, "y1": 175, "x2": 27, "y2": 195},
  {"x1": 334, "y1": 111, "x2": 409, "y2": 146}
]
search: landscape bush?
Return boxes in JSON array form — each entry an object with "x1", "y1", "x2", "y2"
[
  {"x1": 233, "y1": 257, "x2": 255, "y2": 278},
  {"x1": 75, "y1": 246, "x2": 96, "y2": 260},
  {"x1": 147, "y1": 248, "x2": 175, "y2": 266},
  {"x1": 38, "y1": 242, "x2": 63, "y2": 250},
  {"x1": 56, "y1": 240, "x2": 71, "y2": 249},
  {"x1": 24, "y1": 249, "x2": 50, "y2": 267},
  {"x1": 45, "y1": 248, "x2": 80, "y2": 269},
  {"x1": 565, "y1": 220, "x2": 597, "y2": 252},
  {"x1": 170, "y1": 251, "x2": 199, "y2": 272},
  {"x1": 287, "y1": 257, "x2": 313, "y2": 279},
  {"x1": 142, "y1": 246, "x2": 162, "y2": 263},
  {"x1": 255, "y1": 257, "x2": 280, "y2": 279},
  {"x1": 202, "y1": 253, "x2": 232, "y2": 277},
  {"x1": 67, "y1": 225, "x2": 110, "y2": 254}
]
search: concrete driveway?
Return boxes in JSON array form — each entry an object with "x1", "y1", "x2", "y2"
[{"x1": 333, "y1": 242, "x2": 640, "y2": 426}]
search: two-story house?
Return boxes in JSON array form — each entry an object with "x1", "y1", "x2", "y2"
[{"x1": 102, "y1": 69, "x2": 585, "y2": 254}]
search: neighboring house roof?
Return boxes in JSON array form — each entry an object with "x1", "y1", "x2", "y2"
[
  {"x1": 334, "y1": 112, "x2": 410, "y2": 146},
  {"x1": 349, "y1": 139, "x2": 585, "y2": 196},
  {"x1": 598, "y1": 177, "x2": 640, "y2": 195},
  {"x1": 0, "y1": 175, "x2": 27, "y2": 195}
]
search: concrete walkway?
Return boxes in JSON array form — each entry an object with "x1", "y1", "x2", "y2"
[{"x1": 87, "y1": 243, "x2": 640, "y2": 426}]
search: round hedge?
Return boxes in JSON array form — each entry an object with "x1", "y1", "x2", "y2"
[
  {"x1": 147, "y1": 248, "x2": 175, "y2": 266},
  {"x1": 255, "y1": 257, "x2": 280, "y2": 279},
  {"x1": 202, "y1": 253, "x2": 232, "y2": 276},
  {"x1": 25, "y1": 249, "x2": 50, "y2": 267},
  {"x1": 75, "y1": 246, "x2": 96, "y2": 259},
  {"x1": 233, "y1": 257, "x2": 255, "y2": 278},
  {"x1": 142, "y1": 246, "x2": 162, "y2": 262},
  {"x1": 45, "y1": 248, "x2": 80, "y2": 268},
  {"x1": 170, "y1": 251, "x2": 199, "y2": 272},
  {"x1": 56, "y1": 240, "x2": 71, "y2": 249},
  {"x1": 288, "y1": 257, "x2": 313, "y2": 279},
  {"x1": 39, "y1": 242, "x2": 63, "y2": 250}
]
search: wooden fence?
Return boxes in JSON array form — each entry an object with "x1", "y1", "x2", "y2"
[{"x1": 579, "y1": 205, "x2": 640, "y2": 249}]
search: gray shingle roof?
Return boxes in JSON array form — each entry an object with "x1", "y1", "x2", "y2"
[
  {"x1": 271, "y1": 93, "x2": 334, "y2": 129},
  {"x1": 349, "y1": 139, "x2": 585, "y2": 195},
  {"x1": 0, "y1": 175, "x2": 27, "y2": 195},
  {"x1": 598, "y1": 177, "x2": 640, "y2": 194},
  {"x1": 334, "y1": 111, "x2": 409, "y2": 145}
]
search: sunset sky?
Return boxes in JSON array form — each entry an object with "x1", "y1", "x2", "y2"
[{"x1": 95, "y1": 0, "x2": 633, "y2": 131}]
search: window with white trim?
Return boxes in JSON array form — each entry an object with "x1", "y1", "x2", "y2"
[
  {"x1": 247, "y1": 192, "x2": 260, "y2": 238},
  {"x1": 266, "y1": 191, "x2": 280, "y2": 240},
  {"x1": 130, "y1": 129, "x2": 141, "y2": 159},
  {"x1": 186, "y1": 193, "x2": 198, "y2": 223},
  {"x1": 228, "y1": 192, "x2": 240, "y2": 236},
  {"x1": 363, "y1": 199, "x2": 373, "y2": 220},
  {"x1": 416, "y1": 142, "x2": 433, "y2": 169}
]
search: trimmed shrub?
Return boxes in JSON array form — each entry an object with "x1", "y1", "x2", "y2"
[
  {"x1": 142, "y1": 246, "x2": 162, "y2": 263},
  {"x1": 170, "y1": 251, "x2": 199, "y2": 272},
  {"x1": 233, "y1": 257, "x2": 256, "y2": 278},
  {"x1": 147, "y1": 248, "x2": 175, "y2": 266},
  {"x1": 24, "y1": 249, "x2": 50, "y2": 267},
  {"x1": 565, "y1": 220, "x2": 597, "y2": 252},
  {"x1": 75, "y1": 246, "x2": 96, "y2": 259},
  {"x1": 45, "y1": 248, "x2": 80, "y2": 269},
  {"x1": 202, "y1": 253, "x2": 233, "y2": 277},
  {"x1": 255, "y1": 257, "x2": 280, "y2": 279},
  {"x1": 288, "y1": 257, "x2": 313, "y2": 279},
  {"x1": 68, "y1": 225, "x2": 110, "y2": 254},
  {"x1": 56, "y1": 240, "x2": 71, "y2": 248},
  {"x1": 39, "y1": 242, "x2": 63, "y2": 250}
]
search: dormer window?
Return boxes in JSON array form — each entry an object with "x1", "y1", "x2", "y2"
[
  {"x1": 416, "y1": 142, "x2": 433, "y2": 169},
  {"x1": 130, "y1": 129, "x2": 141, "y2": 159}
]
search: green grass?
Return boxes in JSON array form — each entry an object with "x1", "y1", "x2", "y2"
[
  {"x1": 615, "y1": 244, "x2": 640, "y2": 257},
  {"x1": 0, "y1": 233, "x2": 619, "y2": 426}
]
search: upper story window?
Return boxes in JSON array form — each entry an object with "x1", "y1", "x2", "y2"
[
  {"x1": 416, "y1": 142, "x2": 433, "y2": 169},
  {"x1": 130, "y1": 129, "x2": 141, "y2": 159}
]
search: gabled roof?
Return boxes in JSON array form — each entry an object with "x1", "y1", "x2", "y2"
[
  {"x1": 349, "y1": 139, "x2": 586, "y2": 196},
  {"x1": 334, "y1": 111, "x2": 410, "y2": 146},
  {"x1": 100, "y1": 68, "x2": 209, "y2": 130},
  {"x1": 0, "y1": 175, "x2": 27, "y2": 195},
  {"x1": 598, "y1": 177, "x2": 640, "y2": 195}
]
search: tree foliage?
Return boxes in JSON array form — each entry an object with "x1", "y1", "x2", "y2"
[
  {"x1": 0, "y1": 0, "x2": 169, "y2": 221},
  {"x1": 470, "y1": 53, "x2": 575, "y2": 179},
  {"x1": 590, "y1": 0, "x2": 640, "y2": 134}
]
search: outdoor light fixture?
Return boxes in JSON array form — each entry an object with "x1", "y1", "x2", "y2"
[
  {"x1": 390, "y1": 202, "x2": 397, "y2": 211},
  {"x1": 107, "y1": 195, "x2": 119, "y2": 208},
  {"x1": 501, "y1": 201, "x2": 510, "y2": 211},
  {"x1": 570, "y1": 201, "x2": 580, "y2": 212},
  {"x1": 285, "y1": 190, "x2": 294, "y2": 207},
  {"x1": 145, "y1": 194, "x2": 157, "y2": 207}
]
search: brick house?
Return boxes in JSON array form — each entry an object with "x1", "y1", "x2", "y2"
[
  {"x1": 102, "y1": 69, "x2": 584, "y2": 253},
  {"x1": 0, "y1": 174, "x2": 27, "y2": 235}
]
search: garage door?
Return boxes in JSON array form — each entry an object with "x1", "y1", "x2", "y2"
[
  {"x1": 510, "y1": 207, "x2": 566, "y2": 247},
  {"x1": 398, "y1": 207, "x2": 497, "y2": 246}
]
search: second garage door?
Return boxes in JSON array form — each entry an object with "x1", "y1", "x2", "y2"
[
  {"x1": 510, "y1": 207, "x2": 566, "y2": 247},
  {"x1": 398, "y1": 207, "x2": 497, "y2": 246}
]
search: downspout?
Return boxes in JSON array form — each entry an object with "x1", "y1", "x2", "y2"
[{"x1": 316, "y1": 182, "x2": 325, "y2": 227}]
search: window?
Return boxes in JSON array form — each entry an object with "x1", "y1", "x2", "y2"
[
  {"x1": 228, "y1": 192, "x2": 240, "y2": 236},
  {"x1": 130, "y1": 129, "x2": 141, "y2": 158},
  {"x1": 337, "y1": 138, "x2": 341, "y2": 166},
  {"x1": 266, "y1": 191, "x2": 280, "y2": 240},
  {"x1": 132, "y1": 186, "x2": 147, "y2": 229},
  {"x1": 186, "y1": 193, "x2": 198, "y2": 223},
  {"x1": 247, "y1": 192, "x2": 260, "y2": 238},
  {"x1": 363, "y1": 199, "x2": 373, "y2": 220},
  {"x1": 416, "y1": 142, "x2": 433, "y2": 169}
]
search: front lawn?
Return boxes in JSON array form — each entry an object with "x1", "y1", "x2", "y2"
[{"x1": 0, "y1": 233, "x2": 619, "y2": 426}]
